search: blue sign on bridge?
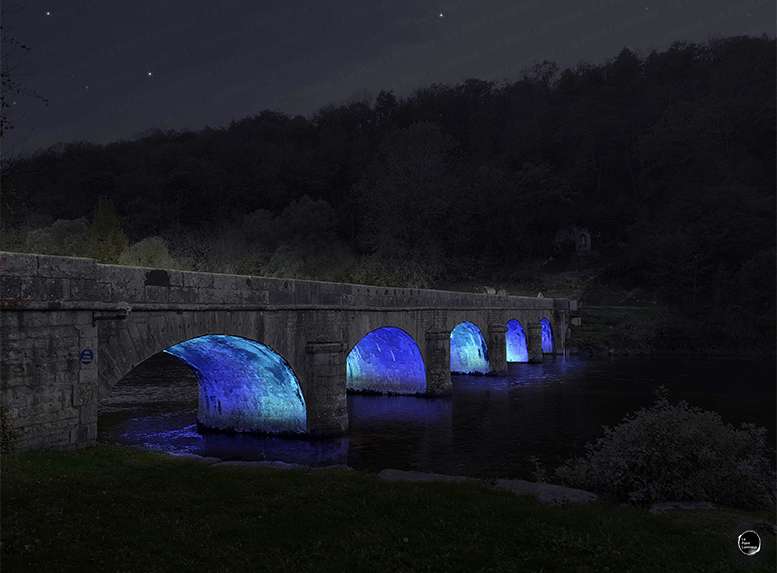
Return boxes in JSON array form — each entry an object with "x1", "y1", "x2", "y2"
[{"x1": 79, "y1": 349, "x2": 94, "y2": 365}]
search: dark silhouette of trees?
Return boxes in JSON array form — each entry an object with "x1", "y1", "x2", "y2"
[
  {"x1": 1, "y1": 3, "x2": 49, "y2": 145},
  {"x1": 2, "y1": 36, "x2": 774, "y2": 350}
]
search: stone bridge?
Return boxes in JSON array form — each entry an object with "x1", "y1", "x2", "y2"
[{"x1": 0, "y1": 252, "x2": 576, "y2": 450}]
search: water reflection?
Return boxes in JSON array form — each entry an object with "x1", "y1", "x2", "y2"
[{"x1": 99, "y1": 356, "x2": 776, "y2": 479}]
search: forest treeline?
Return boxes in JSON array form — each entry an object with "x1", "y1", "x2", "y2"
[{"x1": 1, "y1": 36, "x2": 774, "y2": 351}]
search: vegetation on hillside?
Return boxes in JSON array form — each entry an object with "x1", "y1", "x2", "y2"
[{"x1": 1, "y1": 36, "x2": 774, "y2": 351}]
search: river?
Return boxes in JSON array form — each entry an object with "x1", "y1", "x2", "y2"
[{"x1": 98, "y1": 355, "x2": 775, "y2": 480}]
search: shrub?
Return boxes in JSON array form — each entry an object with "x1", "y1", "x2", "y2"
[
  {"x1": 166, "y1": 225, "x2": 266, "y2": 275},
  {"x1": 346, "y1": 254, "x2": 437, "y2": 288},
  {"x1": 262, "y1": 244, "x2": 306, "y2": 278},
  {"x1": 263, "y1": 242, "x2": 354, "y2": 281},
  {"x1": 118, "y1": 236, "x2": 182, "y2": 268},
  {"x1": 89, "y1": 198, "x2": 129, "y2": 263},
  {"x1": 23, "y1": 218, "x2": 92, "y2": 256},
  {"x1": 276, "y1": 196, "x2": 337, "y2": 244},
  {"x1": 554, "y1": 389, "x2": 776, "y2": 509},
  {"x1": 0, "y1": 227, "x2": 27, "y2": 252}
]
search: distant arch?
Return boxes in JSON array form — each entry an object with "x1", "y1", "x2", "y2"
[
  {"x1": 540, "y1": 318, "x2": 554, "y2": 353},
  {"x1": 164, "y1": 334, "x2": 306, "y2": 434},
  {"x1": 450, "y1": 321, "x2": 490, "y2": 374},
  {"x1": 506, "y1": 319, "x2": 528, "y2": 362},
  {"x1": 346, "y1": 327, "x2": 426, "y2": 394}
]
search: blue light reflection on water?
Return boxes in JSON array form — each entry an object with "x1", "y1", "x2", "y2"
[
  {"x1": 112, "y1": 408, "x2": 349, "y2": 465},
  {"x1": 99, "y1": 356, "x2": 776, "y2": 480},
  {"x1": 346, "y1": 327, "x2": 426, "y2": 394},
  {"x1": 450, "y1": 321, "x2": 490, "y2": 374},
  {"x1": 506, "y1": 319, "x2": 528, "y2": 362},
  {"x1": 541, "y1": 318, "x2": 554, "y2": 353},
  {"x1": 165, "y1": 335, "x2": 306, "y2": 434}
]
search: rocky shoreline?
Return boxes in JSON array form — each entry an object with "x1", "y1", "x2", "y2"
[{"x1": 165, "y1": 451, "x2": 599, "y2": 505}]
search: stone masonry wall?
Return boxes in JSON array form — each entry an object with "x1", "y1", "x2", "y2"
[
  {"x1": 0, "y1": 251, "x2": 566, "y2": 311},
  {"x1": 0, "y1": 252, "x2": 575, "y2": 449}
]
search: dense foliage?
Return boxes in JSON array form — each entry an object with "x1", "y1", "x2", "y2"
[
  {"x1": 1, "y1": 37, "x2": 774, "y2": 349},
  {"x1": 555, "y1": 390, "x2": 776, "y2": 510}
]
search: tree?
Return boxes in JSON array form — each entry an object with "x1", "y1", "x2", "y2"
[
  {"x1": 118, "y1": 236, "x2": 180, "y2": 268},
  {"x1": 0, "y1": 36, "x2": 773, "y2": 353},
  {"x1": 89, "y1": 198, "x2": 128, "y2": 263},
  {"x1": 353, "y1": 122, "x2": 458, "y2": 271},
  {"x1": 0, "y1": 3, "x2": 48, "y2": 141}
]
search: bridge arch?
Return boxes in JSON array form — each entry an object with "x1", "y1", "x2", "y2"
[
  {"x1": 346, "y1": 326, "x2": 426, "y2": 395},
  {"x1": 0, "y1": 251, "x2": 575, "y2": 449},
  {"x1": 164, "y1": 335, "x2": 306, "y2": 434},
  {"x1": 506, "y1": 319, "x2": 528, "y2": 362},
  {"x1": 97, "y1": 312, "x2": 270, "y2": 397},
  {"x1": 450, "y1": 321, "x2": 490, "y2": 374},
  {"x1": 541, "y1": 317, "x2": 554, "y2": 353},
  {"x1": 103, "y1": 332, "x2": 307, "y2": 434},
  {"x1": 96, "y1": 309, "x2": 311, "y2": 434}
]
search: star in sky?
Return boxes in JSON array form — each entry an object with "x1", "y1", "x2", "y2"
[{"x1": 7, "y1": 0, "x2": 774, "y2": 153}]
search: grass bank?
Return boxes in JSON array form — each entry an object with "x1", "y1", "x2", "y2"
[
  {"x1": 569, "y1": 305, "x2": 668, "y2": 356},
  {"x1": 2, "y1": 446, "x2": 774, "y2": 572},
  {"x1": 569, "y1": 305, "x2": 775, "y2": 357}
]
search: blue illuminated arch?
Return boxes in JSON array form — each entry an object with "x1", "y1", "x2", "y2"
[
  {"x1": 347, "y1": 327, "x2": 426, "y2": 394},
  {"x1": 164, "y1": 335, "x2": 306, "y2": 434},
  {"x1": 506, "y1": 319, "x2": 528, "y2": 362},
  {"x1": 541, "y1": 318, "x2": 554, "y2": 353},
  {"x1": 450, "y1": 321, "x2": 490, "y2": 374}
]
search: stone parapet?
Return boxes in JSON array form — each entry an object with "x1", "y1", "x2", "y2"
[
  {"x1": 0, "y1": 252, "x2": 565, "y2": 311},
  {"x1": 0, "y1": 251, "x2": 574, "y2": 450}
]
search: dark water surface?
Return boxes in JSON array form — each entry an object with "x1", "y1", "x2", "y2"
[{"x1": 98, "y1": 356, "x2": 776, "y2": 480}]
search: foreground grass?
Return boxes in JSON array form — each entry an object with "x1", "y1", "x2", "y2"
[{"x1": 2, "y1": 446, "x2": 774, "y2": 572}]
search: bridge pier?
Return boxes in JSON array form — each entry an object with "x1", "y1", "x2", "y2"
[
  {"x1": 1, "y1": 251, "x2": 573, "y2": 450},
  {"x1": 487, "y1": 324, "x2": 508, "y2": 374},
  {"x1": 527, "y1": 321, "x2": 544, "y2": 363},
  {"x1": 304, "y1": 341, "x2": 349, "y2": 436},
  {"x1": 73, "y1": 359, "x2": 99, "y2": 445},
  {"x1": 424, "y1": 330, "x2": 452, "y2": 395}
]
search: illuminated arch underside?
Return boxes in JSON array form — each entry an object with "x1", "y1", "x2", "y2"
[
  {"x1": 165, "y1": 335, "x2": 306, "y2": 434},
  {"x1": 541, "y1": 318, "x2": 554, "y2": 353},
  {"x1": 347, "y1": 327, "x2": 426, "y2": 394},
  {"x1": 450, "y1": 321, "x2": 490, "y2": 374},
  {"x1": 506, "y1": 319, "x2": 528, "y2": 362}
]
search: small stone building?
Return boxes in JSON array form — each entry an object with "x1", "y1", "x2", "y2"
[{"x1": 554, "y1": 226, "x2": 591, "y2": 255}]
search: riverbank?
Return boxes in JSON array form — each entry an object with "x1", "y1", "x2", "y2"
[
  {"x1": 2, "y1": 445, "x2": 774, "y2": 572},
  {"x1": 568, "y1": 305, "x2": 776, "y2": 358},
  {"x1": 446, "y1": 264, "x2": 774, "y2": 358}
]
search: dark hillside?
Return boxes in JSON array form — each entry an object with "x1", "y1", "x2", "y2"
[{"x1": 2, "y1": 36, "x2": 774, "y2": 354}]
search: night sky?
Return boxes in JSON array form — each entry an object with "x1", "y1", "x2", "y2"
[{"x1": 4, "y1": 0, "x2": 774, "y2": 154}]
